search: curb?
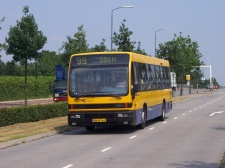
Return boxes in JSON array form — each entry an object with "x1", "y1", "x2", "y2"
[{"x1": 0, "y1": 130, "x2": 58, "y2": 149}]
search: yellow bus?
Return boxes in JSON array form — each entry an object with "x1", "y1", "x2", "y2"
[{"x1": 67, "y1": 52, "x2": 172, "y2": 130}]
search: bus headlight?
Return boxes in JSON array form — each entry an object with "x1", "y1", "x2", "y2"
[
  {"x1": 118, "y1": 114, "x2": 129, "y2": 117},
  {"x1": 71, "y1": 115, "x2": 81, "y2": 119}
]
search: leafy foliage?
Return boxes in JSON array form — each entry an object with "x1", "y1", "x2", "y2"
[
  {"x1": 157, "y1": 32, "x2": 203, "y2": 83},
  {"x1": 28, "y1": 50, "x2": 62, "y2": 76},
  {"x1": 0, "y1": 17, "x2": 6, "y2": 57},
  {"x1": 90, "y1": 39, "x2": 108, "y2": 52},
  {"x1": 112, "y1": 19, "x2": 136, "y2": 51},
  {"x1": 0, "y1": 6, "x2": 221, "y2": 89},
  {"x1": 135, "y1": 41, "x2": 147, "y2": 55},
  {"x1": 0, "y1": 76, "x2": 54, "y2": 101},
  {"x1": 0, "y1": 102, "x2": 67, "y2": 127},
  {"x1": 112, "y1": 19, "x2": 147, "y2": 55},
  {"x1": 5, "y1": 6, "x2": 47, "y2": 63},
  {"x1": 61, "y1": 25, "x2": 89, "y2": 65},
  {"x1": 5, "y1": 6, "x2": 47, "y2": 105}
]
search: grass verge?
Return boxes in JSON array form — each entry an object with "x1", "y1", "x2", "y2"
[{"x1": 0, "y1": 116, "x2": 73, "y2": 143}]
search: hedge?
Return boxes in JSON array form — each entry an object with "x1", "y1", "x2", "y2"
[
  {"x1": 0, "y1": 102, "x2": 68, "y2": 127},
  {"x1": 0, "y1": 76, "x2": 55, "y2": 101}
]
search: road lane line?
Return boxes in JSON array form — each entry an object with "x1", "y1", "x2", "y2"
[
  {"x1": 173, "y1": 117, "x2": 178, "y2": 119},
  {"x1": 149, "y1": 127, "x2": 155, "y2": 130},
  {"x1": 101, "y1": 147, "x2": 112, "y2": 152},
  {"x1": 189, "y1": 110, "x2": 192, "y2": 113},
  {"x1": 129, "y1": 135, "x2": 137, "y2": 139},
  {"x1": 182, "y1": 113, "x2": 186, "y2": 115},
  {"x1": 163, "y1": 121, "x2": 167, "y2": 124},
  {"x1": 209, "y1": 111, "x2": 224, "y2": 117},
  {"x1": 63, "y1": 164, "x2": 73, "y2": 168}
]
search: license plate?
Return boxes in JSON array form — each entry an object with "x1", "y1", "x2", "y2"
[{"x1": 92, "y1": 118, "x2": 106, "y2": 122}]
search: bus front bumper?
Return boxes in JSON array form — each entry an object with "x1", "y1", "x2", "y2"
[{"x1": 68, "y1": 111, "x2": 137, "y2": 127}]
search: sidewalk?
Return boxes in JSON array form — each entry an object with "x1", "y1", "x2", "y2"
[{"x1": 0, "y1": 98, "x2": 53, "y2": 108}]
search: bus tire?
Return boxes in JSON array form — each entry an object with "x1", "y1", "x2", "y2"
[
  {"x1": 159, "y1": 102, "x2": 166, "y2": 121},
  {"x1": 137, "y1": 107, "x2": 147, "y2": 129},
  {"x1": 85, "y1": 126, "x2": 95, "y2": 131}
]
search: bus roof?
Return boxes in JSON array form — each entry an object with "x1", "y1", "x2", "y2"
[{"x1": 70, "y1": 52, "x2": 170, "y2": 67}]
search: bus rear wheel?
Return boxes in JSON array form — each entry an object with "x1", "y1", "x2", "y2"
[
  {"x1": 159, "y1": 102, "x2": 166, "y2": 121},
  {"x1": 137, "y1": 108, "x2": 147, "y2": 129}
]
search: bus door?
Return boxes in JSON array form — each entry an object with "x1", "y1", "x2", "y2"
[{"x1": 131, "y1": 62, "x2": 143, "y2": 124}]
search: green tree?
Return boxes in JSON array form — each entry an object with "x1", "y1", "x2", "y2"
[
  {"x1": 90, "y1": 39, "x2": 108, "y2": 52},
  {"x1": 0, "y1": 17, "x2": 7, "y2": 75},
  {"x1": 5, "y1": 61, "x2": 23, "y2": 76},
  {"x1": 134, "y1": 41, "x2": 147, "y2": 55},
  {"x1": 0, "y1": 57, "x2": 6, "y2": 76},
  {"x1": 112, "y1": 19, "x2": 136, "y2": 51},
  {"x1": 61, "y1": 25, "x2": 89, "y2": 65},
  {"x1": 157, "y1": 32, "x2": 202, "y2": 95},
  {"x1": 0, "y1": 17, "x2": 6, "y2": 57},
  {"x1": 0, "y1": 17, "x2": 4, "y2": 30},
  {"x1": 5, "y1": 6, "x2": 47, "y2": 105},
  {"x1": 28, "y1": 50, "x2": 62, "y2": 76}
]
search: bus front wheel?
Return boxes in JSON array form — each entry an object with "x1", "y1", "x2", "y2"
[{"x1": 137, "y1": 107, "x2": 147, "y2": 129}]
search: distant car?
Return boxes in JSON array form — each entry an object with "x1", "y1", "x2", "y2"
[{"x1": 206, "y1": 85, "x2": 213, "y2": 90}]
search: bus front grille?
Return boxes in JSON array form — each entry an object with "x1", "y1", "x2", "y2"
[{"x1": 69, "y1": 103, "x2": 132, "y2": 109}]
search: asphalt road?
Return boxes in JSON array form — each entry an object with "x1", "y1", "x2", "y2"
[{"x1": 0, "y1": 89, "x2": 224, "y2": 168}]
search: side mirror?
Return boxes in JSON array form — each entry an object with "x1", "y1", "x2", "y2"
[{"x1": 134, "y1": 83, "x2": 139, "y2": 92}]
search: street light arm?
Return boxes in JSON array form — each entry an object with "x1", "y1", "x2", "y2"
[
  {"x1": 113, "y1": 6, "x2": 133, "y2": 11},
  {"x1": 154, "y1": 28, "x2": 171, "y2": 57},
  {"x1": 155, "y1": 28, "x2": 171, "y2": 33}
]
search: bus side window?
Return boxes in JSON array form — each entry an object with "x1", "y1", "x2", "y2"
[
  {"x1": 146, "y1": 64, "x2": 151, "y2": 90},
  {"x1": 151, "y1": 64, "x2": 156, "y2": 90},
  {"x1": 140, "y1": 63, "x2": 148, "y2": 91}
]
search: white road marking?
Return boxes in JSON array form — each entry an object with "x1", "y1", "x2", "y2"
[
  {"x1": 209, "y1": 111, "x2": 224, "y2": 117},
  {"x1": 129, "y1": 135, "x2": 137, "y2": 139},
  {"x1": 149, "y1": 127, "x2": 155, "y2": 130},
  {"x1": 101, "y1": 147, "x2": 112, "y2": 152},
  {"x1": 163, "y1": 121, "x2": 167, "y2": 124},
  {"x1": 189, "y1": 110, "x2": 192, "y2": 113},
  {"x1": 182, "y1": 113, "x2": 186, "y2": 115},
  {"x1": 63, "y1": 164, "x2": 73, "y2": 168},
  {"x1": 173, "y1": 117, "x2": 178, "y2": 119}
]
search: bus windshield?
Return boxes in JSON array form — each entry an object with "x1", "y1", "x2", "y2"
[{"x1": 69, "y1": 65, "x2": 128, "y2": 97}]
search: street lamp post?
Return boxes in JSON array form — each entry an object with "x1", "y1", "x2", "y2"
[
  {"x1": 154, "y1": 28, "x2": 171, "y2": 57},
  {"x1": 111, "y1": 6, "x2": 133, "y2": 51}
]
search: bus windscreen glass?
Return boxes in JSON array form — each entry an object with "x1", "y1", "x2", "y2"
[{"x1": 69, "y1": 54, "x2": 129, "y2": 97}]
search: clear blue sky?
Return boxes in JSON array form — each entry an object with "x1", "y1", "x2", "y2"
[{"x1": 1, "y1": 0, "x2": 225, "y2": 86}]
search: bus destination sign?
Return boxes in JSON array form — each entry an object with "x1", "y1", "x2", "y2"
[{"x1": 71, "y1": 54, "x2": 129, "y2": 66}]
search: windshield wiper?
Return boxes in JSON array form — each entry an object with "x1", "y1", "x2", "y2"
[
  {"x1": 107, "y1": 92, "x2": 121, "y2": 99},
  {"x1": 97, "y1": 91, "x2": 121, "y2": 99}
]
